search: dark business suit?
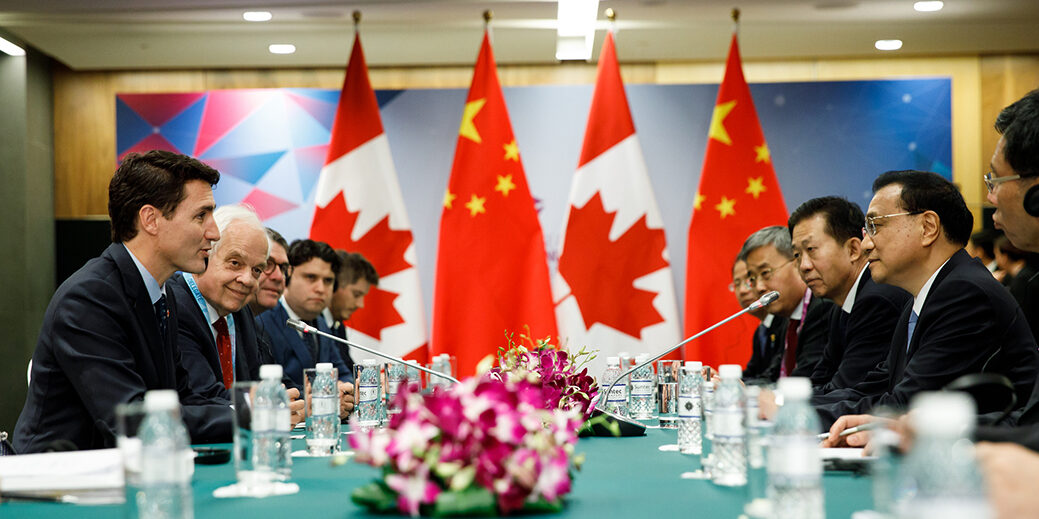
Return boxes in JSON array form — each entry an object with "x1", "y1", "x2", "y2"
[
  {"x1": 743, "y1": 315, "x2": 787, "y2": 383},
  {"x1": 169, "y1": 275, "x2": 263, "y2": 400},
  {"x1": 329, "y1": 320, "x2": 357, "y2": 379},
  {"x1": 256, "y1": 302, "x2": 353, "y2": 390},
  {"x1": 813, "y1": 249, "x2": 1039, "y2": 428},
  {"x1": 14, "y1": 244, "x2": 231, "y2": 453},
  {"x1": 755, "y1": 292, "x2": 836, "y2": 382},
  {"x1": 810, "y1": 267, "x2": 912, "y2": 394}
]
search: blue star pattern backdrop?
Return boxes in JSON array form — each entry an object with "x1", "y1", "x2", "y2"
[{"x1": 116, "y1": 78, "x2": 951, "y2": 318}]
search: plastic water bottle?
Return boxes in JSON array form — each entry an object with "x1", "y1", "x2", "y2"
[
  {"x1": 701, "y1": 369, "x2": 715, "y2": 475},
  {"x1": 896, "y1": 392, "x2": 992, "y2": 519},
  {"x1": 136, "y1": 389, "x2": 193, "y2": 519},
  {"x1": 356, "y1": 358, "x2": 384, "y2": 429},
  {"x1": 628, "y1": 354, "x2": 655, "y2": 420},
  {"x1": 744, "y1": 385, "x2": 771, "y2": 518},
  {"x1": 678, "y1": 361, "x2": 703, "y2": 455},
  {"x1": 712, "y1": 364, "x2": 747, "y2": 486},
  {"x1": 601, "y1": 356, "x2": 627, "y2": 416},
  {"x1": 306, "y1": 362, "x2": 339, "y2": 456},
  {"x1": 768, "y1": 377, "x2": 823, "y2": 519},
  {"x1": 253, "y1": 364, "x2": 292, "y2": 480}
]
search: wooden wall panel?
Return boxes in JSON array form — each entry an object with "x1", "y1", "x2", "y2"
[{"x1": 980, "y1": 55, "x2": 1039, "y2": 177}]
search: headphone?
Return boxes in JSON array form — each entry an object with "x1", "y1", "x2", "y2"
[{"x1": 1025, "y1": 183, "x2": 1039, "y2": 217}]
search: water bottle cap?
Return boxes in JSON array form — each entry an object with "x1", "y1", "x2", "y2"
[
  {"x1": 719, "y1": 364, "x2": 742, "y2": 379},
  {"x1": 911, "y1": 391, "x2": 976, "y2": 436},
  {"x1": 143, "y1": 389, "x2": 179, "y2": 411},
  {"x1": 438, "y1": 354, "x2": 450, "y2": 360},
  {"x1": 606, "y1": 356, "x2": 619, "y2": 366},
  {"x1": 362, "y1": 358, "x2": 377, "y2": 366},
  {"x1": 316, "y1": 362, "x2": 333, "y2": 372},
  {"x1": 635, "y1": 354, "x2": 649, "y2": 363},
  {"x1": 686, "y1": 361, "x2": 703, "y2": 370},
  {"x1": 777, "y1": 377, "x2": 811, "y2": 399},
  {"x1": 259, "y1": 364, "x2": 283, "y2": 380},
  {"x1": 618, "y1": 351, "x2": 630, "y2": 358}
]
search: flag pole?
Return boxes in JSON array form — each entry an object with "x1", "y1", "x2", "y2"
[
  {"x1": 605, "y1": 7, "x2": 617, "y2": 35},
  {"x1": 731, "y1": 7, "x2": 740, "y2": 34},
  {"x1": 353, "y1": 9, "x2": 361, "y2": 33},
  {"x1": 483, "y1": 9, "x2": 493, "y2": 41}
]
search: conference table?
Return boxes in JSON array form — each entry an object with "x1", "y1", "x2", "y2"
[{"x1": 2, "y1": 427, "x2": 873, "y2": 518}]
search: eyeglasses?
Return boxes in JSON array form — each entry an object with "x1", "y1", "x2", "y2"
[
  {"x1": 728, "y1": 277, "x2": 753, "y2": 292},
  {"x1": 984, "y1": 170, "x2": 1022, "y2": 193},
  {"x1": 864, "y1": 211, "x2": 923, "y2": 237},
  {"x1": 745, "y1": 257, "x2": 796, "y2": 287},
  {"x1": 262, "y1": 258, "x2": 290, "y2": 277}
]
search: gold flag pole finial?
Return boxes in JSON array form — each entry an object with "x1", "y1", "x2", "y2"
[
  {"x1": 605, "y1": 7, "x2": 616, "y2": 22},
  {"x1": 483, "y1": 9, "x2": 493, "y2": 26},
  {"x1": 731, "y1": 8, "x2": 740, "y2": 23},
  {"x1": 352, "y1": 10, "x2": 361, "y2": 32}
]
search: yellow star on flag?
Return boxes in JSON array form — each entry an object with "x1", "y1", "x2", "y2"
[
  {"x1": 745, "y1": 177, "x2": 767, "y2": 199},
  {"x1": 503, "y1": 140, "x2": 519, "y2": 162},
  {"x1": 754, "y1": 143, "x2": 771, "y2": 163},
  {"x1": 495, "y1": 174, "x2": 516, "y2": 197},
  {"x1": 465, "y1": 194, "x2": 486, "y2": 217},
  {"x1": 443, "y1": 189, "x2": 457, "y2": 209},
  {"x1": 708, "y1": 100, "x2": 737, "y2": 146},
  {"x1": 694, "y1": 193, "x2": 706, "y2": 211},
  {"x1": 459, "y1": 98, "x2": 486, "y2": 144},
  {"x1": 715, "y1": 196, "x2": 736, "y2": 219}
]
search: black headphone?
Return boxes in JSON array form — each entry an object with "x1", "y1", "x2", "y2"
[{"x1": 1025, "y1": 183, "x2": 1039, "y2": 217}]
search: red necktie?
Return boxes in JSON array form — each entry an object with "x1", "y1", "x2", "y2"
[
  {"x1": 780, "y1": 319, "x2": 800, "y2": 377},
  {"x1": 213, "y1": 317, "x2": 234, "y2": 389}
]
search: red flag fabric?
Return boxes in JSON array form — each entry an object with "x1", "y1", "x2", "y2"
[
  {"x1": 683, "y1": 34, "x2": 789, "y2": 369},
  {"x1": 554, "y1": 32, "x2": 681, "y2": 378},
  {"x1": 310, "y1": 33, "x2": 429, "y2": 364},
  {"x1": 432, "y1": 31, "x2": 558, "y2": 376}
]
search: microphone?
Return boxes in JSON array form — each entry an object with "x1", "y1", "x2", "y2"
[
  {"x1": 588, "y1": 290, "x2": 780, "y2": 437},
  {"x1": 286, "y1": 319, "x2": 460, "y2": 385}
]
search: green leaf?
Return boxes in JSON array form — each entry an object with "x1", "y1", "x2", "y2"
[
  {"x1": 351, "y1": 481, "x2": 399, "y2": 513},
  {"x1": 432, "y1": 487, "x2": 498, "y2": 517},
  {"x1": 523, "y1": 497, "x2": 565, "y2": 514}
]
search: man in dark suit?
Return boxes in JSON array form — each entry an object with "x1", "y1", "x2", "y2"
[
  {"x1": 740, "y1": 226, "x2": 837, "y2": 382},
  {"x1": 818, "y1": 170, "x2": 1039, "y2": 432},
  {"x1": 14, "y1": 151, "x2": 231, "y2": 452},
  {"x1": 257, "y1": 239, "x2": 355, "y2": 416},
  {"x1": 247, "y1": 227, "x2": 290, "y2": 317},
  {"x1": 323, "y1": 250, "x2": 380, "y2": 376},
  {"x1": 788, "y1": 196, "x2": 912, "y2": 394},
  {"x1": 732, "y1": 257, "x2": 788, "y2": 381}
]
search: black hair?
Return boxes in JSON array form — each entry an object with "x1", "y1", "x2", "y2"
[
  {"x1": 266, "y1": 227, "x2": 289, "y2": 252},
  {"x1": 872, "y1": 170, "x2": 973, "y2": 247},
  {"x1": 788, "y1": 196, "x2": 865, "y2": 244},
  {"x1": 334, "y1": 250, "x2": 379, "y2": 291},
  {"x1": 970, "y1": 229, "x2": 1000, "y2": 260},
  {"x1": 995, "y1": 88, "x2": 1039, "y2": 178},
  {"x1": 285, "y1": 239, "x2": 341, "y2": 286}
]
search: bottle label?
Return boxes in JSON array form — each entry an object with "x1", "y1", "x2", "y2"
[
  {"x1": 768, "y1": 437, "x2": 821, "y2": 477},
  {"x1": 387, "y1": 379, "x2": 401, "y2": 398},
  {"x1": 252, "y1": 409, "x2": 272, "y2": 431},
  {"x1": 712, "y1": 409, "x2": 743, "y2": 437},
  {"x1": 274, "y1": 408, "x2": 290, "y2": 432},
  {"x1": 607, "y1": 384, "x2": 626, "y2": 403},
  {"x1": 678, "y1": 395, "x2": 702, "y2": 419},
  {"x1": 312, "y1": 396, "x2": 337, "y2": 417},
  {"x1": 630, "y1": 379, "x2": 654, "y2": 397},
  {"x1": 358, "y1": 384, "x2": 379, "y2": 404}
]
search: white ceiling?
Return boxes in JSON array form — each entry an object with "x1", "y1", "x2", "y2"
[{"x1": 1, "y1": 0, "x2": 1038, "y2": 70}]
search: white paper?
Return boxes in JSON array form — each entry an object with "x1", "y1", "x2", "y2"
[
  {"x1": 821, "y1": 447, "x2": 876, "y2": 461},
  {"x1": 0, "y1": 448, "x2": 124, "y2": 492}
]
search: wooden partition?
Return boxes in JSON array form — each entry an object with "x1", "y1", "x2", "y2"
[{"x1": 52, "y1": 54, "x2": 1039, "y2": 227}]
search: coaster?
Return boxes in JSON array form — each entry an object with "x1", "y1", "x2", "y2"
[
  {"x1": 213, "y1": 481, "x2": 300, "y2": 498},
  {"x1": 680, "y1": 470, "x2": 709, "y2": 480},
  {"x1": 658, "y1": 444, "x2": 680, "y2": 452}
]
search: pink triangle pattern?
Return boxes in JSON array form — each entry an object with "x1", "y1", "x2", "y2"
[
  {"x1": 241, "y1": 188, "x2": 299, "y2": 221},
  {"x1": 193, "y1": 89, "x2": 273, "y2": 157},
  {"x1": 118, "y1": 133, "x2": 179, "y2": 162},
  {"x1": 285, "y1": 92, "x2": 336, "y2": 132},
  {"x1": 119, "y1": 93, "x2": 206, "y2": 127}
]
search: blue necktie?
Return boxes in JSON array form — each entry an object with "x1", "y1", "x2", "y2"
[
  {"x1": 754, "y1": 324, "x2": 768, "y2": 355},
  {"x1": 154, "y1": 295, "x2": 169, "y2": 342},
  {"x1": 906, "y1": 310, "x2": 918, "y2": 353}
]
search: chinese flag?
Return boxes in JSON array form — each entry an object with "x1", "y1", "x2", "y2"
[
  {"x1": 554, "y1": 32, "x2": 681, "y2": 378},
  {"x1": 310, "y1": 33, "x2": 429, "y2": 364},
  {"x1": 432, "y1": 31, "x2": 558, "y2": 376},
  {"x1": 683, "y1": 34, "x2": 788, "y2": 369}
]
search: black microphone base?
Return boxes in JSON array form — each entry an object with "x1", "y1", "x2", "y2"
[{"x1": 579, "y1": 408, "x2": 647, "y2": 437}]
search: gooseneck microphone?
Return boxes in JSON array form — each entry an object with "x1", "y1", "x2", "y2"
[
  {"x1": 286, "y1": 319, "x2": 460, "y2": 385},
  {"x1": 589, "y1": 290, "x2": 780, "y2": 436}
]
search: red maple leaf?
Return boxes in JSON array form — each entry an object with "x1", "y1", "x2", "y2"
[
  {"x1": 557, "y1": 192, "x2": 668, "y2": 339},
  {"x1": 311, "y1": 192, "x2": 414, "y2": 339}
]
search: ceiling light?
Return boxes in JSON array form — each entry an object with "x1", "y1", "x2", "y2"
[
  {"x1": 555, "y1": 0, "x2": 599, "y2": 61},
  {"x1": 268, "y1": 44, "x2": 296, "y2": 55},
  {"x1": 243, "y1": 11, "x2": 273, "y2": 22},
  {"x1": 0, "y1": 36, "x2": 25, "y2": 56},
  {"x1": 913, "y1": 1, "x2": 943, "y2": 12},
  {"x1": 875, "y1": 39, "x2": 903, "y2": 51}
]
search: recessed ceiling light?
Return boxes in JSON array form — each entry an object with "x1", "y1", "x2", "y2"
[
  {"x1": 0, "y1": 36, "x2": 25, "y2": 56},
  {"x1": 243, "y1": 11, "x2": 272, "y2": 22},
  {"x1": 268, "y1": 44, "x2": 296, "y2": 55},
  {"x1": 875, "y1": 39, "x2": 903, "y2": 51},
  {"x1": 913, "y1": 1, "x2": 943, "y2": 12}
]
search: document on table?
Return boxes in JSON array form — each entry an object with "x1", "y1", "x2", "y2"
[
  {"x1": 821, "y1": 447, "x2": 876, "y2": 461},
  {"x1": 0, "y1": 448, "x2": 125, "y2": 504}
]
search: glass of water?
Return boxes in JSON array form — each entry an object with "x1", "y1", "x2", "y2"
[
  {"x1": 657, "y1": 360, "x2": 680, "y2": 428},
  {"x1": 303, "y1": 365, "x2": 340, "y2": 456}
]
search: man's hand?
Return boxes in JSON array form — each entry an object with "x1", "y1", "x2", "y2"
[
  {"x1": 286, "y1": 387, "x2": 306, "y2": 428},
  {"x1": 977, "y1": 442, "x2": 1039, "y2": 519},
  {"x1": 758, "y1": 389, "x2": 778, "y2": 421},
  {"x1": 821, "y1": 414, "x2": 883, "y2": 448},
  {"x1": 338, "y1": 381, "x2": 355, "y2": 416}
]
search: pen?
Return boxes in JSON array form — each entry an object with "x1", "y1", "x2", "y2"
[{"x1": 816, "y1": 421, "x2": 881, "y2": 440}]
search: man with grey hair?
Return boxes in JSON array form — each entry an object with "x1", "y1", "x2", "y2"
[
  {"x1": 740, "y1": 225, "x2": 837, "y2": 382},
  {"x1": 169, "y1": 204, "x2": 303, "y2": 424}
]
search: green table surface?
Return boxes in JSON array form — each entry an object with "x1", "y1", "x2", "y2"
[{"x1": 1, "y1": 427, "x2": 873, "y2": 518}]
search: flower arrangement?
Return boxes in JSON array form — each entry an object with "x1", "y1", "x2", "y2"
[
  {"x1": 349, "y1": 377, "x2": 585, "y2": 516},
  {"x1": 486, "y1": 332, "x2": 598, "y2": 419}
]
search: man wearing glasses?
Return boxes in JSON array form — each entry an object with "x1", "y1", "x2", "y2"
[
  {"x1": 740, "y1": 226, "x2": 837, "y2": 383},
  {"x1": 247, "y1": 227, "x2": 291, "y2": 317},
  {"x1": 731, "y1": 257, "x2": 788, "y2": 381},
  {"x1": 817, "y1": 170, "x2": 1039, "y2": 431}
]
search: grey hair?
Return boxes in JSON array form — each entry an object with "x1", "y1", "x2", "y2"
[
  {"x1": 210, "y1": 204, "x2": 271, "y2": 258},
  {"x1": 737, "y1": 225, "x2": 794, "y2": 261}
]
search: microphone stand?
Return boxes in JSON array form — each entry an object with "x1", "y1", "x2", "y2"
[
  {"x1": 286, "y1": 319, "x2": 460, "y2": 385},
  {"x1": 588, "y1": 290, "x2": 780, "y2": 437}
]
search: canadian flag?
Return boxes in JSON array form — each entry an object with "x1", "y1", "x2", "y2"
[
  {"x1": 553, "y1": 32, "x2": 681, "y2": 377},
  {"x1": 310, "y1": 32, "x2": 428, "y2": 362}
]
